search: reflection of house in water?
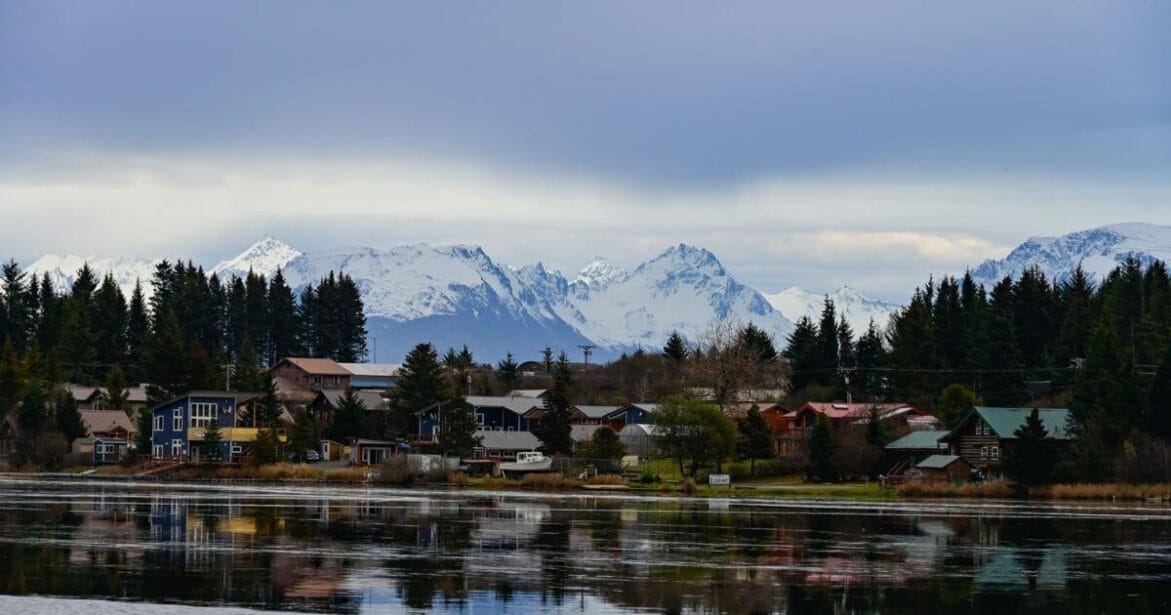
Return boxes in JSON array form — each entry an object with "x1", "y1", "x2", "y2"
[{"x1": 974, "y1": 549, "x2": 1068, "y2": 593}]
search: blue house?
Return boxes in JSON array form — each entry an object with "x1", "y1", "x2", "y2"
[
  {"x1": 417, "y1": 396, "x2": 541, "y2": 442},
  {"x1": 605, "y1": 403, "x2": 658, "y2": 431},
  {"x1": 150, "y1": 391, "x2": 265, "y2": 462}
]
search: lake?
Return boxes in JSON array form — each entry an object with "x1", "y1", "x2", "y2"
[{"x1": 0, "y1": 477, "x2": 1169, "y2": 614}]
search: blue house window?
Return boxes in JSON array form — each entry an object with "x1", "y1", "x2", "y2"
[{"x1": 190, "y1": 403, "x2": 217, "y2": 429}]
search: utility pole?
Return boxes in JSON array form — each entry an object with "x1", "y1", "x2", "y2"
[
  {"x1": 578, "y1": 344, "x2": 596, "y2": 366},
  {"x1": 221, "y1": 364, "x2": 237, "y2": 391}
]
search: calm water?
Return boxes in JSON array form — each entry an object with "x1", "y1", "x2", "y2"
[{"x1": 0, "y1": 478, "x2": 1170, "y2": 614}]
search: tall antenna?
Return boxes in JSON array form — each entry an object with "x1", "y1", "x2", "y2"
[{"x1": 578, "y1": 344, "x2": 596, "y2": 365}]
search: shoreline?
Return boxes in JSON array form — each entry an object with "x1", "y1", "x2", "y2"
[{"x1": 3, "y1": 470, "x2": 1170, "y2": 504}]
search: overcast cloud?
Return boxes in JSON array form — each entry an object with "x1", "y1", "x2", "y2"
[{"x1": 2, "y1": 2, "x2": 1169, "y2": 300}]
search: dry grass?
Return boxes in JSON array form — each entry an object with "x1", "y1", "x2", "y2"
[
  {"x1": 481, "y1": 476, "x2": 519, "y2": 490},
  {"x1": 447, "y1": 471, "x2": 471, "y2": 486},
  {"x1": 585, "y1": 474, "x2": 627, "y2": 486},
  {"x1": 658, "y1": 483, "x2": 673, "y2": 494},
  {"x1": 322, "y1": 467, "x2": 369, "y2": 483},
  {"x1": 681, "y1": 478, "x2": 698, "y2": 496},
  {"x1": 897, "y1": 481, "x2": 1013, "y2": 498},
  {"x1": 1037, "y1": 483, "x2": 1171, "y2": 501},
  {"x1": 519, "y1": 473, "x2": 581, "y2": 490}
]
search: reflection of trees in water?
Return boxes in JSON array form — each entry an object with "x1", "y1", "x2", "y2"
[{"x1": 535, "y1": 512, "x2": 573, "y2": 605}]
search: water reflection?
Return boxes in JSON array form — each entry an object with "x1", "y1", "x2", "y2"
[{"x1": 0, "y1": 479, "x2": 1169, "y2": 613}]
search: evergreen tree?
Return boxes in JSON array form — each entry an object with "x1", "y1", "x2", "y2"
[
  {"x1": 34, "y1": 273, "x2": 64, "y2": 357},
  {"x1": 59, "y1": 265, "x2": 98, "y2": 383},
  {"x1": 0, "y1": 339, "x2": 20, "y2": 417},
  {"x1": 185, "y1": 340, "x2": 218, "y2": 391},
  {"x1": 437, "y1": 397, "x2": 480, "y2": 459},
  {"x1": 0, "y1": 260, "x2": 31, "y2": 353},
  {"x1": 663, "y1": 331, "x2": 688, "y2": 361},
  {"x1": 126, "y1": 280, "x2": 149, "y2": 383},
  {"x1": 335, "y1": 274, "x2": 368, "y2": 362},
  {"x1": 815, "y1": 298, "x2": 840, "y2": 386},
  {"x1": 536, "y1": 352, "x2": 575, "y2": 455},
  {"x1": 54, "y1": 389, "x2": 87, "y2": 445},
  {"x1": 1003, "y1": 408, "x2": 1055, "y2": 490},
  {"x1": 854, "y1": 320, "x2": 887, "y2": 401},
  {"x1": 146, "y1": 308, "x2": 187, "y2": 402},
  {"x1": 738, "y1": 323, "x2": 778, "y2": 364},
  {"x1": 496, "y1": 352, "x2": 520, "y2": 393},
  {"x1": 288, "y1": 407, "x2": 318, "y2": 455},
  {"x1": 1068, "y1": 316, "x2": 1143, "y2": 480},
  {"x1": 736, "y1": 406, "x2": 775, "y2": 476},
  {"x1": 92, "y1": 274, "x2": 128, "y2": 369},
  {"x1": 256, "y1": 372, "x2": 283, "y2": 428},
  {"x1": 102, "y1": 364, "x2": 130, "y2": 410},
  {"x1": 807, "y1": 415, "x2": 836, "y2": 482},
  {"x1": 202, "y1": 420, "x2": 223, "y2": 463},
  {"x1": 249, "y1": 429, "x2": 281, "y2": 466},
  {"x1": 267, "y1": 269, "x2": 300, "y2": 364},
  {"x1": 782, "y1": 317, "x2": 820, "y2": 392},
  {"x1": 134, "y1": 406, "x2": 154, "y2": 459},
  {"x1": 580, "y1": 426, "x2": 626, "y2": 461},
  {"x1": 1149, "y1": 342, "x2": 1171, "y2": 441},
  {"x1": 864, "y1": 407, "x2": 887, "y2": 447},
  {"x1": 391, "y1": 343, "x2": 449, "y2": 438},
  {"x1": 328, "y1": 389, "x2": 368, "y2": 442}
]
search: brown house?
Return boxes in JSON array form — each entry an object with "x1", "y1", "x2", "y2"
[
  {"x1": 776, "y1": 401, "x2": 934, "y2": 456},
  {"x1": 272, "y1": 357, "x2": 352, "y2": 392},
  {"x1": 942, "y1": 406, "x2": 1072, "y2": 477},
  {"x1": 910, "y1": 455, "x2": 973, "y2": 483}
]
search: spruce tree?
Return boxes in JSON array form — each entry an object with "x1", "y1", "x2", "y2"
[
  {"x1": 1003, "y1": 408, "x2": 1055, "y2": 490},
  {"x1": 738, "y1": 323, "x2": 778, "y2": 364},
  {"x1": 335, "y1": 274, "x2": 368, "y2": 362},
  {"x1": 256, "y1": 372, "x2": 283, "y2": 427},
  {"x1": 267, "y1": 269, "x2": 300, "y2": 364},
  {"x1": 437, "y1": 397, "x2": 480, "y2": 459},
  {"x1": 92, "y1": 274, "x2": 128, "y2": 369},
  {"x1": 103, "y1": 365, "x2": 130, "y2": 410},
  {"x1": 147, "y1": 308, "x2": 187, "y2": 402},
  {"x1": 0, "y1": 339, "x2": 21, "y2": 417},
  {"x1": 0, "y1": 260, "x2": 31, "y2": 353},
  {"x1": 854, "y1": 320, "x2": 887, "y2": 401},
  {"x1": 536, "y1": 352, "x2": 574, "y2": 455},
  {"x1": 134, "y1": 406, "x2": 154, "y2": 459},
  {"x1": 782, "y1": 317, "x2": 820, "y2": 393},
  {"x1": 581, "y1": 426, "x2": 626, "y2": 461},
  {"x1": 202, "y1": 420, "x2": 223, "y2": 463},
  {"x1": 328, "y1": 389, "x2": 368, "y2": 442},
  {"x1": 815, "y1": 298, "x2": 840, "y2": 386},
  {"x1": 1149, "y1": 342, "x2": 1171, "y2": 441},
  {"x1": 663, "y1": 330, "x2": 688, "y2": 361},
  {"x1": 496, "y1": 352, "x2": 519, "y2": 393},
  {"x1": 807, "y1": 415, "x2": 836, "y2": 482},
  {"x1": 54, "y1": 389, "x2": 87, "y2": 445},
  {"x1": 126, "y1": 280, "x2": 149, "y2": 383},
  {"x1": 391, "y1": 343, "x2": 449, "y2": 438},
  {"x1": 288, "y1": 407, "x2": 317, "y2": 455},
  {"x1": 736, "y1": 406, "x2": 774, "y2": 477}
]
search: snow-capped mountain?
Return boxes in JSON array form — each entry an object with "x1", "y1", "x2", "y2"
[
  {"x1": 22, "y1": 238, "x2": 793, "y2": 362},
  {"x1": 971, "y1": 222, "x2": 1171, "y2": 287},
  {"x1": 212, "y1": 235, "x2": 302, "y2": 279},
  {"x1": 25, "y1": 254, "x2": 159, "y2": 298},
  {"x1": 764, "y1": 285, "x2": 900, "y2": 333}
]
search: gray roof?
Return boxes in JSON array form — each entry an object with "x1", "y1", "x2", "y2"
[
  {"x1": 916, "y1": 455, "x2": 968, "y2": 470},
  {"x1": 339, "y1": 363, "x2": 402, "y2": 377},
  {"x1": 576, "y1": 405, "x2": 619, "y2": 419},
  {"x1": 507, "y1": 389, "x2": 548, "y2": 398},
  {"x1": 465, "y1": 396, "x2": 544, "y2": 415},
  {"x1": 475, "y1": 430, "x2": 542, "y2": 451},
  {"x1": 885, "y1": 430, "x2": 950, "y2": 451},
  {"x1": 570, "y1": 424, "x2": 602, "y2": 443}
]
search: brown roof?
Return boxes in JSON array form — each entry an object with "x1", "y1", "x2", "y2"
[
  {"x1": 80, "y1": 410, "x2": 135, "y2": 437},
  {"x1": 279, "y1": 357, "x2": 352, "y2": 377}
]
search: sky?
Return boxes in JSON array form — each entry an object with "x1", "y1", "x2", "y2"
[{"x1": 2, "y1": 1, "x2": 1169, "y2": 301}]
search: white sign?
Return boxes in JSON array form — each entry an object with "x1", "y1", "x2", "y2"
[{"x1": 708, "y1": 474, "x2": 731, "y2": 486}]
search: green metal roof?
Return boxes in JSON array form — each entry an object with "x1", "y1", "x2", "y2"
[
  {"x1": 956, "y1": 407, "x2": 1073, "y2": 440},
  {"x1": 885, "y1": 430, "x2": 949, "y2": 451}
]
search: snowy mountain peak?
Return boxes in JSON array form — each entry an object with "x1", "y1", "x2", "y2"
[
  {"x1": 213, "y1": 236, "x2": 302, "y2": 279},
  {"x1": 764, "y1": 286, "x2": 900, "y2": 333},
  {"x1": 643, "y1": 243, "x2": 723, "y2": 273},
  {"x1": 573, "y1": 258, "x2": 629, "y2": 290},
  {"x1": 971, "y1": 222, "x2": 1171, "y2": 287},
  {"x1": 25, "y1": 254, "x2": 158, "y2": 299}
]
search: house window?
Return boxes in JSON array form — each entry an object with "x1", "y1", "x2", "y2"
[
  {"x1": 432, "y1": 425, "x2": 440, "y2": 438},
  {"x1": 153, "y1": 415, "x2": 164, "y2": 432},
  {"x1": 980, "y1": 446, "x2": 989, "y2": 459},
  {"x1": 313, "y1": 375, "x2": 323, "y2": 387},
  {"x1": 475, "y1": 412, "x2": 484, "y2": 426},
  {"x1": 152, "y1": 445, "x2": 163, "y2": 458},
  {"x1": 991, "y1": 446, "x2": 1000, "y2": 460},
  {"x1": 171, "y1": 439, "x2": 183, "y2": 456},
  {"x1": 172, "y1": 408, "x2": 183, "y2": 431},
  {"x1": 190, "y1": 403, "x2": 218, "y2": 429}
]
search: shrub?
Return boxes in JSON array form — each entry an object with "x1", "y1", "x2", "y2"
[
  {"x1": 639, "y1": 470, "x2": 658, "y2": 484},
  {"x1": 33, "y1": 432, "x2": 69, "y2": 471},
  {"x1": 375, "y1": 456, "x2": 419, "y2": 485},
  {"x1": 1114, "y1": 433, "x2": 1171, "y2": 483},
  {"x1": 447, "y1": 471, "x2": 471, "y2": 486},
  {"x1": 658, "y1": 483, "x2": 672, "y2": 494},
  {"x1": 420, "y1": 468, "x2": 449, "y2": 484},
  {"x1": 681, "y1": 478, "x2": 698, "y2": 496}
]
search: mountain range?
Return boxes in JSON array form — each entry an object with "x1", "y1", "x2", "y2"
[
  {"x1": 26, "y1": 238, "x2": 798, "y2": 362},
  {"x1": 22, "y1": 221, "x2": 1171, "y2": 363}
]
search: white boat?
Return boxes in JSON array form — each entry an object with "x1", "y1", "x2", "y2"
[{"x1": 499, "y1": 451, "x2": 553, "y2": 473}]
